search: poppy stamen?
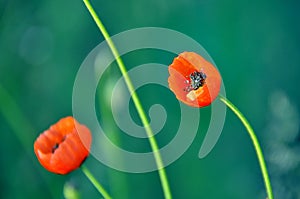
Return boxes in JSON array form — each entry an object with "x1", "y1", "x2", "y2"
[
  {"x1": 52, "y1": 143, "x2": 59, "y2": 153},
  {"x1": 190, "y1": 71, "x2": 206, "y2": 89},
  {"x1": 184, "y1": 71, "x2": 207, "y2": 92}
]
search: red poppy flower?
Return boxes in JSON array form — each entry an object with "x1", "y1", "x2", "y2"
[
  {"x1": 34, "y1": 116, "x2": 92, "y2": 174},
  {"x1": 168, "y1": 51, "x2": 221, "y2": 107}
]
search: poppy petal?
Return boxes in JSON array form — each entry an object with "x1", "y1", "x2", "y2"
[
  {"x1": 168, "y1": 52, "x2": 221, "y2": 107},
  {"x1": 34, "y1": 116, "x2": 92, "y2": 174}
]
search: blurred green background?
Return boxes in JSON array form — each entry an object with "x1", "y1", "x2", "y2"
[{"x1": 1, "y1": 0, "x2": 300, "y2": 198}]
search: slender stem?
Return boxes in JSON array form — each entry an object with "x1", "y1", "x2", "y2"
[
  {"x1": 81, "y1": 165, "x2": 113, "y2": 199},
  {"x1": 82, "y1": 1, "x2": 172, "y2": 199},
  {"x1": 219, "y1": 95, "x2": 273, "y2": 199},
  {"x1": 0, "y1": 84, "x2": 57, "y2": 198}
]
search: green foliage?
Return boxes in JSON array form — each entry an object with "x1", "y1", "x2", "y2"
[{"x1": 1, "y1": 0, "x2": 300, "y2": 198}]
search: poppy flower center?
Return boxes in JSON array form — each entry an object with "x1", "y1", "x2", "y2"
[
  {"x1": 185, "y1": 71, "x2": 206, "y2": 92},
  {"x1": 52, "y1": 143, "x2": 59, "y2": 153},
  {"x1": 51, "y1": 135, "x2": 66, "y2": 153}
]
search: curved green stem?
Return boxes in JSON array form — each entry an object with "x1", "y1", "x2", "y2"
[
  {"x1": 0, "y1": 84, "x2": 56, "y2": 198},
  {"x1": 82, "y1": 1, "x2": 172, "y2": 199},
  {"x1": 219, "y1": 95, "x2": 273, "y2": 199},
  {"x1": 81, "y1": 165, "x2": 113, "y2": 199}
]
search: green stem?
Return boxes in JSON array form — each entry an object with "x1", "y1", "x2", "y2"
[
  {"x1": 82, "y1": 1, "x2": 172, "y2": 199},
  {"x1": 81, "y1": 165, "x2": 113, "y2": 199},
  {"x1": 0, "y1": 84, "x2": 56, "y2": 198},
  {"x1": 0, "y1": 85, "x2": 110, "y2": 199},
  {"x1": 219, "y1": 95, "x2": 273, "y2": 199}
]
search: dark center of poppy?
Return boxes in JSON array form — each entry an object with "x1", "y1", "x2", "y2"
[
  {"x1": 52, "y1": 143, "x2": 59, "y2": 153},
  {"x1": 184, "y1": 71, "x2": 207, "y2": 92},
  {"x1": 51, "y1": 136, "x2": 66, "y2": 153}
]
